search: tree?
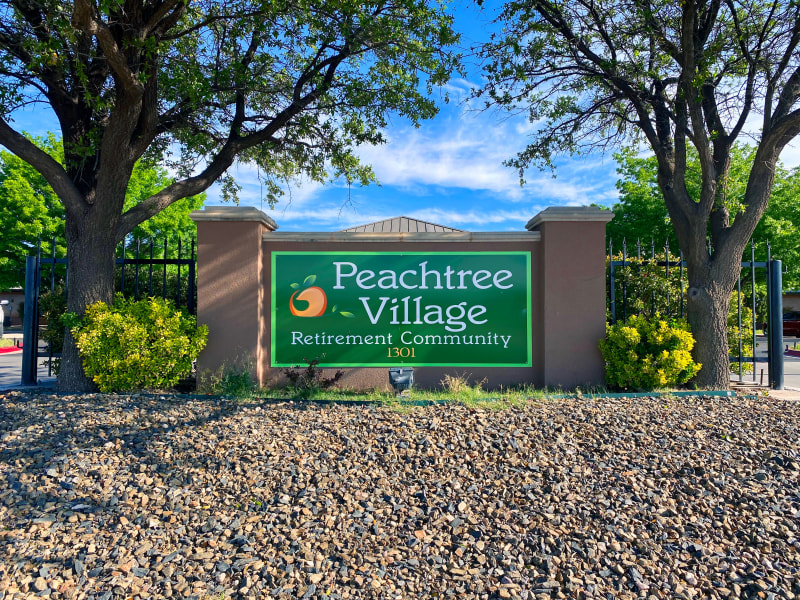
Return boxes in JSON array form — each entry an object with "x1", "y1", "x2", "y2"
[
  {"x1": 752, "y1": 160, "x2": 800, "y2": 291},
  {"x1": 0, "y1": 134, "x2": 65, "y2": 290},
  {"x1": 608, "y1": 145, "x2": 800, "y2": 289},
  {"x1": 606, "y1": 148, "x2": 678, "y2": 252},
  {"x1": 0, "y1": 134, "x2": 203, "y2": 290},
  {"x1": 0, "y1": 0, "x2": 458, "y2": 390},
  {"x1": 479, "y1": 0, "x2": 800, "y2": 388},
  {"x1": 123, "y1": 164, "x2": 205, "y2": 250}
]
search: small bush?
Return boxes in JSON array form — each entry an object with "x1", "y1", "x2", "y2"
[
  {"x1": 205, "y1": 363, "x2": 259, "y2": 398},
  {"x1": 600, "y1": 314, "x2": 701, "y2": 390},
  {"x1": 440, "y1": 373, "x2": 489, "y2": 402},
  {"x1": 283, "y1": 357, "x2": 343, "y2": 396},
  {"x1": 72, "y1": 294, "x2": 207, "y2": 392},
  {"x1": 38, "y1": 287, "x2": 67, "y2": 373}
]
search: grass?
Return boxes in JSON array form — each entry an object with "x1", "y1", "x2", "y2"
[
  {"x1": 204, "y1": 368, "x2": 583, "y2": 410},
  {"x1": 200, "y1": 366, "x2": 734, "y2": 409},
  {"x1": 0, "y1": 338, "x2": 16, "y2": 348}
]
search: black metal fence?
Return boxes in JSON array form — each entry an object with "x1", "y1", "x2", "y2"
[
  {"x1": 22, "y1": 236, "x2": 196, "y2": 385},
  {"x1": 608, "y1": 239, "x2": 785, "y2": 389}
]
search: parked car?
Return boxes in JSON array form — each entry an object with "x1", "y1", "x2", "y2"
[{"x1": 761, "y1": 311, "x2": 800, "y2": 336}]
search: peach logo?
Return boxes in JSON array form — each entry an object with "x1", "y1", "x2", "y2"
[
  {"x1": 289, "y1": 274, "x2": 355, "y2": 318},
  {"x1": 290, "y1": 286, "x2": 327, "y2": 317}
]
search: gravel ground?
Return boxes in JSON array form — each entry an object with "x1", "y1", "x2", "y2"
[{"x1": 0, "y1": 391, "x2": 799, "y2": 600}]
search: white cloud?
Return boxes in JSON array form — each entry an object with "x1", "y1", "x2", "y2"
[
  {"x1": 204, "y1": 106, "x2": 620, "y2": 230},
  {"x1": 406, "y1": 207, "x2": 535, "y2": 227},
  {"x1": 358, "y1": 115, "x2": 617, "y2": 204},
  {"x1": 779, "y1": 140, "x2": 800, "y2": 169}
]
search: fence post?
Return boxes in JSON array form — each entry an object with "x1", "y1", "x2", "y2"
[
  {"x1": 22, "y1": 256, "x2": 39, "y2": 386},
  {"x1": 187, "y1": 239, "x2": 196, "y2": 315},
  {"x1": 527, "y1": 206, "x2": 614, "y2": 387},
  {"x1": 767, "y1": 259, "x2": 783, "y2": 390},
  {"x1": 608, "y1": 239, "x2": 616, "y2": 323}
]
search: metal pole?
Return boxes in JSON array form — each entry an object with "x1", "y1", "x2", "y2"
[
  {"x1": 609, "y1": 239, "x2": 616, "y2": 323},
  {"x1": 177, "y1": 237, "x2": 182, "y2": 307},
  {"x1": 134, "y1": 238, "x2": 141, "y2": 300},
  {"x1": 737, "y1": 275, "x2": 742, "y2": 382},
  {"x1": 163, "y1": 238, "x2": 168, "y2": 299},
  {"x1": 768, "y1": 259, "x2": 783, "y2": 390},
  {"x1": 22, "y1": 256, "x2": 39, "y2": 386},
  {"x1": 188, "y1": 238, "x2": 196, "y2": 315},
  {"x1": 751, "y1": 241, "x2": 756, "y2": 383},
  {"x1": 766, "y1": 242, "x2": 772, "y2": 382},
  {"x1": 665, "y1": 239, "x2": 670, "y2": 318},
  {"x1": 650, "y1": 238, "x2": 656, "y2": 316},
  {"x1": 120, "y1": 237, "x2": 127, "y2": 295},
  {"x1": 679, "y1": 250, "x2": 684, "y2": 319},
  {"x1": 622, "y1": 239, "x2": 627, "y2": 322},
  {"x1": 50, "y1": 237, "x2": 56, "y2": 291},
  {"x1": 148, "y1": 240, "x2": 154, "y2": 297}
]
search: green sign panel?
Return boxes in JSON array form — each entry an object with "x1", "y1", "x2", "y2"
[{"x1": 270, "y1": 251, "x2": 531, "y2": 367}]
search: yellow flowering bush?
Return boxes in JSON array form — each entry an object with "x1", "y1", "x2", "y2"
[
  {"x1": 600, "y1": 314, "x2": 701, "y2": 390},
  {"x1": 72, "y1": 294, "x2": 207, "y2": 392}
]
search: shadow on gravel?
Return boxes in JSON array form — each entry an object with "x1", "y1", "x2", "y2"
[{"x1": 2, "y1": 392, "x2": 799, "y2": 599}]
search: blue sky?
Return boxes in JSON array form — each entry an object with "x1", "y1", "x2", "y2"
[
  {"x1": 6, "y1": 1, "x2": 799, "y2": 233},
  {"x1": 206, "y1": 2, "x2": 624, "y2": 232},
  {"x1": 210, "y1": 2, "x2": 622, "y2": 232}
]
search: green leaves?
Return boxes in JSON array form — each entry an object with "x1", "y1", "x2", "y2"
[
  {"x1": 290, "y1": 274, "x2": 319, "y2": 290},
  {"x1": 609, "y1": 144, "x2": 800, "y2": 289},
  {"x1": 155, "y1": 0, "x2": 460, "y2": 198},
  {"x1": 0, "y1": 134, "x2": 65, "y2": 289},
  {"x1": 72, "y1": 295, "x2": 208, "y2": 393},
  {"x1": 600, "y1": 315, "x2": 701, "y2": 390}
]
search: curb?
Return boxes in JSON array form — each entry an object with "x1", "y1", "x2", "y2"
[{"x1": 0, "y1": 388, "x2": 757, "y2": 405}]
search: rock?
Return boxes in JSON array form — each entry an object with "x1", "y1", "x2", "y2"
[{"x1": 1, "y1": 392, "x2": 799, "y2": 600}]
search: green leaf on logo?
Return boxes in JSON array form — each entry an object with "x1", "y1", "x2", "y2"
[
  {"x1": 303, "y1": 275, "x2": 317, "y2": 286},
  {"x1": 339, "y1": 311, "x2": 355, "y2": 318},
  {"x1": 332, "y1": 305, "x2": 338, "y2": 312},
  {"x1": 290, "y1": 282, "x2": 300, "y2": 289}
]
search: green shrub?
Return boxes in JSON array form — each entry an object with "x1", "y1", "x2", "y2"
[
  {"x1": 608, "y1": 255, "x2": 758, "y2": 370},
  {"x1": 282, "y1": 356, "x2": 343, "y2": 396},
  {"x1": 72, "y1": 294, "x2": 207, "y2": 392},
  {"x1": 600, "y1": 314, "x2": 701, "y2": 390},
  {"x1": 39, "y1": 287, "x2": 67, "y2": 374},
  {"x1": 205, "y1": 363, "x2": 259, "y2": 398}
]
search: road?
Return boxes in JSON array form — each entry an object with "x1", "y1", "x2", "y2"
[
  {"x1": 731, "y1": 334, "x2": 800, "y2": 390},
  {"x1": 0, "y1": 332, "x2": 57, "y2": 390}
]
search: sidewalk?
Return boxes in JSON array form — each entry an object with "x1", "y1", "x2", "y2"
[
  {"x1": 769, "y1": 388, "x2": 800, "y2": 401},
  {"x1": 0, "y1": 333, "x2": 57, "y2": 390}
]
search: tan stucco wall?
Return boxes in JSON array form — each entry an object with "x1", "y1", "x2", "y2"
[
  {"x1": 191, "y1": 206, "x2": 612, "y2": 391},
  {"x1": 534, "y1": 220, "x2": 608, "y2": 388},
  {"x1": 194, "y1": 218, "x2": 270, "y2": 384}
]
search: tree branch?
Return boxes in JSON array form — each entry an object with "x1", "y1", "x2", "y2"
[
  {"x1": 71, "y1": 0, "x2": 143, "y2": 97},
  {"x1": 0, "y1": 118, "x2": 83, "y2": 214}
]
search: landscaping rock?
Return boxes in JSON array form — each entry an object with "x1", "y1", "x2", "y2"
[{"x1": 0, "y1": 391, "x2": 799, "y2": 598}]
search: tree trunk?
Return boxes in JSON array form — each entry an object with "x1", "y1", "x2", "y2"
[
  {"x1": 685, "y1": 263, "x2": 738, "y2": 389},
  {"x1": 57, "y1": 211, "x2": 119, "y2": 392}
]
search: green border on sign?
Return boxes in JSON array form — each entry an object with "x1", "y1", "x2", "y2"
[{"x1": 270, "y1": 251, "x2": 532, "y2": 368}]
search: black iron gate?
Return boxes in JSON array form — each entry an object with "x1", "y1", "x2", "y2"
[
  {"x1": 22, "y1": 237, "x2": 196, "y2": 386},
  {"x1": 608, "y1": 239, "x2": 785, "y2": 389}
]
